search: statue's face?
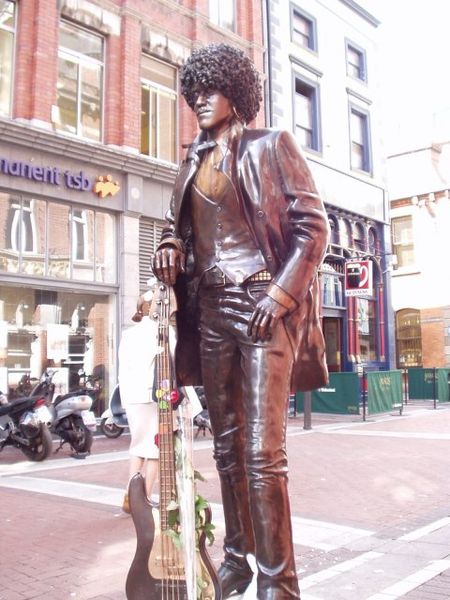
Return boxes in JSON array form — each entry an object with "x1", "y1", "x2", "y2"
[{"x1": 194, "y1": 91, "x2": 233, "y2": 133}]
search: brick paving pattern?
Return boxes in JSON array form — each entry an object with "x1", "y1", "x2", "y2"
[{"x1": 1, "y1": 403, "x2": 450, "y2": 599}]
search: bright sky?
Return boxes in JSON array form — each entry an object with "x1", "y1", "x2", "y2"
[{"x1": 373, "y1": 0, "x2": 450, "y2": 154}]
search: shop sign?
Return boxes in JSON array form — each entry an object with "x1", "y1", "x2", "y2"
[
  {"x1": 0, "y1": 157, "x2": 120, "y2": 197},
  {"x1": 345, "y1": 260, "x2": 372, "y2": 297}
]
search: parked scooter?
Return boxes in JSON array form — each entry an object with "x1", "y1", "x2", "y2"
[
  {"x1": 100, "y1": 384, "x2": 211, "y2": 439},
  {"x1": 48, "y1": 371, "x2": 97, "y2": 455},
  {"x1": 192, "y1": 386, "x2": 212, "y2": 437},
  {"x1": 35, "y1": 371, "x2": 97, "y2": 456},
  {"x1": 0, "y1": 390, "x2": 53, "y2": 461},
  {"x1": 100, "y1": 385, "x2": 128, "y2": 438}
]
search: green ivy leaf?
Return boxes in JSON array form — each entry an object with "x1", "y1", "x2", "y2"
[
  {"x1": 164, "y1": 528, "x2": 182, "y2": 549},
  {"x1": 194, "y1": 469, "x2": 206, "y2": 482}
]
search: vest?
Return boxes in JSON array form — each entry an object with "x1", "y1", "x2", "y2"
[{"x1": 190, "y1": 142, "x2": 266, "y2": 285}]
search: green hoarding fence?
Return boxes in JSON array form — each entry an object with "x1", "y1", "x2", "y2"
[
  {"x1": 408, "y1": 368, "x2": 450, "y2": 401},
  {"x1": 295, "y1": 372, "x2": 360, "y2": 415},
  {"x1": 437, "y1": 369, "x2": 450, "y2": 402},
  {"x1": 367, "y1": 370, "x2": 402, "y2": 415}
]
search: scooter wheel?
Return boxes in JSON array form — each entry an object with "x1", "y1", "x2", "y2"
[
  {"x1": 100, "y1": 418, "x2": 123, "y2": 438},
  {"x1": 21, "y1": 424, "x2": 53, "y2": 461}
]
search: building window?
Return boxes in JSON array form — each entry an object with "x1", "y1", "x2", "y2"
[
  {"x1": 294, "y1": 77, "x2": 320, "y2": 151},
  {"x1": 290, "y1": 5, "x2": 317, "y2": 51},
  {"x1": 141, "y1": 55, "x2": 177, "y2": 163},
  {"x1": 368, "y1": 227, "x2": 378, "y2": 254},
  {"x1": 328, "y1": 215, "x2": 339, "y2": 245},
  {"x1": 55, "y1": 21, "x2": 104, "y2": 141},
  {"x1": 209, "y1": 0, "x2": 235, "y2": 31},
  {"x1": 322, "y1": 264, "x2": 344, "y2": 308},
  {"x1": 396, "y1": 309, "x2": 422, "y2": 367},
  {"x1": 346, "y1": 42, "x2": 367, "y2": 81},
  {"x1": 391, "y1": 216, "x2": 415, "y2": 269},
  {"x1": 72, "y1": 209, "x2": 90, "y2": 262},
  {"x1": 0, "y1": 193, "x2": 115, "y2": 283},
  {"x1": 0, "y1": 0, "x2": 15, "y2": 116},
  {"x1": 0, "y1": 283, "x2": 114, "y2": 417},
  {"x1": 353, "y1": 222, "x2": 366, "y2": 252},
  {"x1": 350, "y1": 106, "x2": 371, "y2": 173},
  {"x1": 358, "y1": 298, "x2": 376, "y2": 361},
  {"x1": 340, "y1": 218, "x2": 352, "y2": 247}
]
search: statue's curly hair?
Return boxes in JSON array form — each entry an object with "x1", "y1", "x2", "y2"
[{"x1": 180, "y1": 43, "x2": 262, "y2": 124}]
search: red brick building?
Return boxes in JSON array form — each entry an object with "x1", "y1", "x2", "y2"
[{"x1": 0, "y1": 0, "x2": 265, "y2": 409}]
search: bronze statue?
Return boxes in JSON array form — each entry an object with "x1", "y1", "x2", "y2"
[{"x1": 153, "y1": 43, "x2": 330, "y2": 600}]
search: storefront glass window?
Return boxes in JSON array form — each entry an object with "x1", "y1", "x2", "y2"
[
  {"x1": 72, "y1": 208, "x2": 94, "y2": 281},
  {"x1": 396, "y1": 309, "x2": 422, "y2": 367},
  {"x1": 48, "y1": 202, "x2": 71, "y2": 279},
  {"x1": 21, "y1": 198, "x2": 46, "y2": 277},
  {"x1": 0, "y1": 0, "x2": 15, "y2": 116},
  {"x1": 358, "y1": 298, "x2": 377, "y2": 361},
  {"x1": 95, "y1": 211, "x2": 115, "y2": 283},
  {"x1": 0, "y1": 193, "x2": 116, "y2": 283},
  {"x1": 0, "y1": 284, "x2": 115, "y2": 415}
]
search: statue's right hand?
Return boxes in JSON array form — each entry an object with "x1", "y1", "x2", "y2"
[{"x1": 153, "y1": 246, "x2": 185, "y2": 285}]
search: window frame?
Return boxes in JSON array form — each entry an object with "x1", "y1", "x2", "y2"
[
  {"x1": 290, "y1": 3, "x2": 317, "y2": 52},
  {"x1": 396, "y1": 308, "x2": 422, "y2": 368},
  {"x1": 349, "y1": 103, "x2": 372, "y2": 174},
  {"x1": 55, "y1": 20, "x2": 105, "y2": 142},
  {"x1": 140, "y1": 54, "x2": 178, "y2": 164},
  {"x1": 391, "y1": 215, "x2": 415, "y2": 270},
  {"x1": 345, "y1": 39, "x2": 367, "y2": 82},
  {"x1": 209, "y1": 0, "x2": 236, "y2": 32},
  {"x1": 357, "y1": 297, "x2": 377, "y2": 362},
  {"x1": 0, "y1": 0, "x2": 16, "y2": 117},
  {"x1": 292, "y1": 72, "x2": 321, "y2": 152},
  {"x1": 1, "y1": 192, "x2": 116, "y2": 284}
]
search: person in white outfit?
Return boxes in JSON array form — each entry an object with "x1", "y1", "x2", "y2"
[
  {"x1": 119, "y1": 279, "x2": 203, "y2": 513},
  {"x1": 118, "y1": 283, "x2": 162, "y2": 513}
]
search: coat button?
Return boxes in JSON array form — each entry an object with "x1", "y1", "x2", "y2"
[
  {"x1": 257, "y1": 210, "x2": 264, "y2": 218},
  {"x1": 267, "y1": 255, "x2": 273, "y2": 261}
]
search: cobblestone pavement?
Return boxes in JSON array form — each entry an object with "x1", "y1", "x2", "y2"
[{"x1": 1, "y1": 401, "x2": 449, "y2": 599}]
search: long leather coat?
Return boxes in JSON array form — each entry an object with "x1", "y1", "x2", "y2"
[{"x1": 158, "y1": 127, "x2": 330, "y2": 392}]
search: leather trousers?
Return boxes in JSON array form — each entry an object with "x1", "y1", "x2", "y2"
[{"x1": 198, "y1": 282, "x2": 301, "y2": 599}]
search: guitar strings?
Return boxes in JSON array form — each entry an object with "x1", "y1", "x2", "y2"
[{"x1": 157, "y1": 286, "x2": 184, "y2": 599}]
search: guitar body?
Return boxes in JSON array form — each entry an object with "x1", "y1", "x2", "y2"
[
  {"x1": 126, "y1": 473, "x2": 221, "y2": 600},
  {"x1": 126, "y1": 473, "x2": 188, "y2": 599}
]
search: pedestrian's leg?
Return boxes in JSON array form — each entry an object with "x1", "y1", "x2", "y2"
[{"x1": 144, "y1": 458, "x2": 158, "y2": 498}]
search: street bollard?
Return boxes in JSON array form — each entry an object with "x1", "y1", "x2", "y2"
[
  {"x1": 303, "y1": 391, "x2": 312, "y2": 430},
  {"x1": 362, "y1": 370, "x2": 367, "y2": 421},
  {"x1": 433, "y1": 367, "x2": 437, "y2": 410}
]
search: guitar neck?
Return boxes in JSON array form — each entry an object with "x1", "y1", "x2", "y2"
[{"x1": 154, "y1": 287, "x2": 177, "y2": 530}]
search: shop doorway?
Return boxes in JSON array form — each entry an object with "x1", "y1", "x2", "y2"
[{"x1": 323, "y1": 317, "x2": 342, "y2": 372}]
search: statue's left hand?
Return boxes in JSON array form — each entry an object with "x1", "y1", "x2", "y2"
[{"x1": 247, "y1": 295, "x2": 288, "y2": 342}]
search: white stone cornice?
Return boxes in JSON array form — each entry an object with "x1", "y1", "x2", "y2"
[{"x1": 0, "y1": 118, "x2": 178, "y2": 184}]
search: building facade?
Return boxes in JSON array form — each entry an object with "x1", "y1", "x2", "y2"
[
  {"x1": 0, "y1": 0, "x2": 264, "y2": 410},
  {"x1": 264, "y1": 0, "x2": 394, "y2": 374},
  {"x1": 388, "y1": 144, "x2": 450, "y2": 369}
]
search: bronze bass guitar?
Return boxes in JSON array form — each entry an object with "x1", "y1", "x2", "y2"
[{"x1": 125, "y1": 283, "x2": 221, "y2": 600}]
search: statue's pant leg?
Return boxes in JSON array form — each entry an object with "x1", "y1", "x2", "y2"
[
  {"x1": 240, "y1": 326, "x2": 300, "y2": 600},
  {"x1": 200, "y1": 313, "x2": 255, "y2": 575},
  {"x1": 199, "y1": 285, "x2": 300, "y2": 599}
]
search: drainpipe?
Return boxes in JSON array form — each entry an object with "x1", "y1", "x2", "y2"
[{"x1": 261, "y1": 0, "x2": 273, "y2": 127}]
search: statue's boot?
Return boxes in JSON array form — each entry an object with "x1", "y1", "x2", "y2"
[
  {"x1": 215, "y1": 447, "x2": 254, "y2": 598},
  {"x1": 246, "y1": 434, "x2": 301, "y2": 599}
]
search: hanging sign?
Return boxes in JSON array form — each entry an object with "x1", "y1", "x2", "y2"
[{"x1": 345, "y1": 260, "x2": 372, "y2": 297}]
